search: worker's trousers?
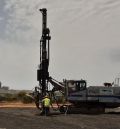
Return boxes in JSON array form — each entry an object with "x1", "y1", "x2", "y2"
[{"x1": 44, "y1": 107, "x2": 50, "y2": 116}]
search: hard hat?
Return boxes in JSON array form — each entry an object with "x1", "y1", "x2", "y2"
[{"x1": 45, "y1": 95, "x2": 48, "y2": 98}]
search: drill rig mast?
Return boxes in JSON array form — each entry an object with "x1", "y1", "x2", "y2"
[
  {"x1": 34, "y1": 8, "x2": 64, "y2": 109},
  {"x1": 37, "y1": 8, "x2": 51, "y2": 96}
]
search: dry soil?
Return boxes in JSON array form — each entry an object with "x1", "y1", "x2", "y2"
[{"x1": 0, "y1": 103, "x2": 120, "y2": 129}]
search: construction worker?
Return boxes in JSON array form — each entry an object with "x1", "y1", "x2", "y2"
[{"x1": 41, "y1": 95, "x2": 51, "y2": 116}]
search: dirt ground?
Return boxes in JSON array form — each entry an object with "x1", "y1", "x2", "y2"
[{"x1": 0, "y1": 103, "x2": 120, "y2": 129}]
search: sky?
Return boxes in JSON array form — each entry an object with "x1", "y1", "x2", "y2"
[{"x1": 0, "y1": 0, "x2": 120, "y2": 90}]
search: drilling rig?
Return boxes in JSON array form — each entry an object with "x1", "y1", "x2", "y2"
[
  {"x1": 37, "y1": 8, "x2": 50, "y2": 95},
  {"x1": 34, "y1": 8, "x2": 51, "y2": 109},
  {"x1": 33, "y1": 8, "x2": 120, "y2": 114}
]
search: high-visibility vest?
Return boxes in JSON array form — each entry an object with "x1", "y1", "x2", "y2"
[{"x1": 42, "y1": 98, "x2": 50, "y2": 107}]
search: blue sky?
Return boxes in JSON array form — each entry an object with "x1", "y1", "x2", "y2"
[{"x1": 0, "y1": 0, "x2": 120, "y2": 89}]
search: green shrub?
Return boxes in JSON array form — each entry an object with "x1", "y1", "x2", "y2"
[
  {"x1": 0, "y1": 91, "x2": 33, "y2": 103},
  {"x1": 4, "y1": 93, "x2": 17, "y2": 101},
  {"x1": 17, "y1": 91, "x2": 33, "y2": 103},
  {"x1": 17, "y1": 91, "x2": 26, "y2": 99},
  {"x1": 51, "y1": 95, "x2": 65, "y2": 103},
  {"x1": 0, "y1": 95, "x2": 6, "y2": 101},
  {"x1": 22, "y1": 95, "x2": 33, "y2": 104}
]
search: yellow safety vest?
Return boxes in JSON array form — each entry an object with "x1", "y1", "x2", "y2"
[{"x1": 42, "y1": 98, "x2": 50, "y2": 107}]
